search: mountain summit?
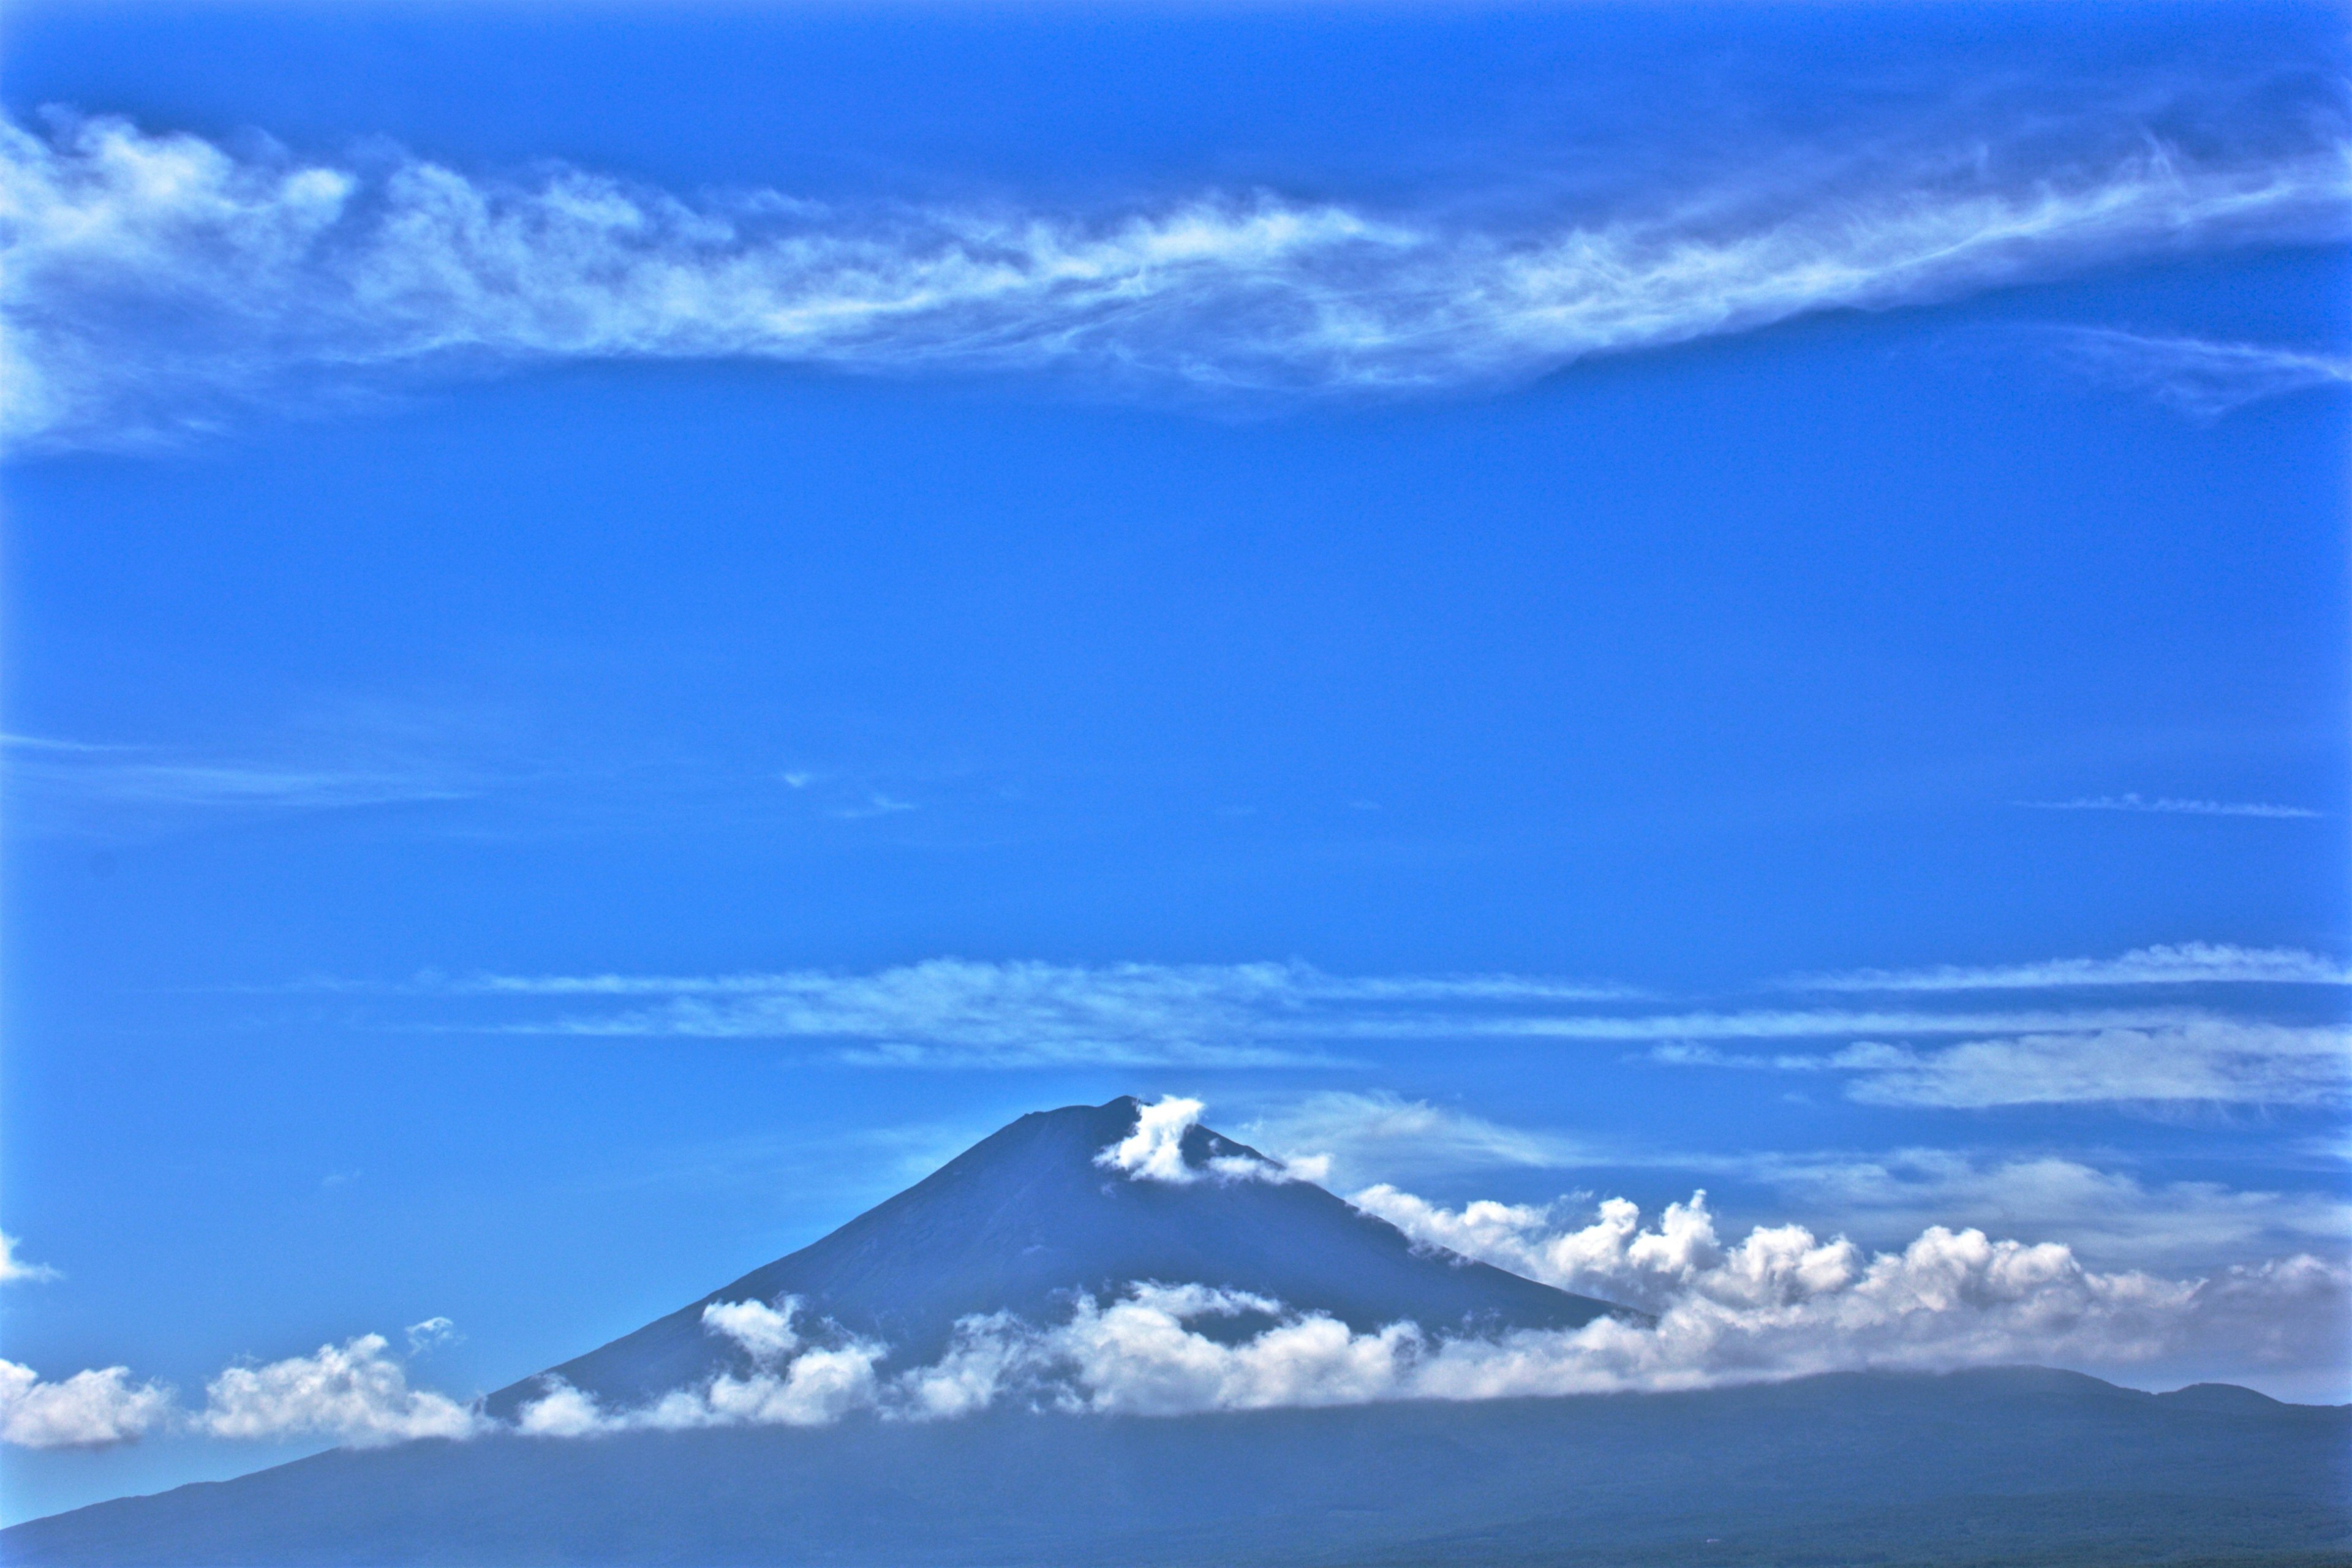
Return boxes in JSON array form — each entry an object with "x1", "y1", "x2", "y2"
[{"x1": 488, "y1": 1096, "x2": 1623, "y2": 1417}]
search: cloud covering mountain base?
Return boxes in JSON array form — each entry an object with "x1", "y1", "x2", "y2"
[{"x1": 8, "y1": 1185, "x2": 2339, "y2": 1450}]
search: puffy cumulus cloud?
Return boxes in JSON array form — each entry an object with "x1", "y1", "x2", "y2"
[
  {"x1": 6, "y1": 108, "x2": 2348, "y2": 448},
  {"x1": 1348, "y1": 1188, "x2": 2350, "y2": 1390},
  {"x1": 1790, "y1": 943, "x2": 2352, "y2": 993},
  {"x1": 3, "y1": 1325, "x2": 484, "y2": 1449},
  {"x1": 517, "y1": 1192, "x2": 2349, "y2": 1435},
  {"x1": 515, "y1": 1297, "x2": 886, "y2": 1436},
  {"x1": 1096, "y1": 1095, "x2": 1294, "y2": 1186},
  {"x1": 0, "y1": 1361, "x2": 173, "y2": 1449},
  {"x1": 200, "y1": 1333, "x2": 486, "y2": 1445},
  {"x1": 1737, "y1": 1149, "x2": 2352, "y2": 1275},
  {"x1": 0, "y1": 1231, "x2": 61, "y2": 1284}
]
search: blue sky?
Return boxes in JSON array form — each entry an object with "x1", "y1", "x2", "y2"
[{"x1": 2, "y1": 0, "x2": 2348, "y2": 1525}]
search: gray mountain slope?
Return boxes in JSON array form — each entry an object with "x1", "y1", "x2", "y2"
[
  {"x1": 9, "y1": 1368, "x2": 2345, "y2": 1567},
  {"x1": 484, "y1": 1096, "x2": 1626, "y2": 1417}
]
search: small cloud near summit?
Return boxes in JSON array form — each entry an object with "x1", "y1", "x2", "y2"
[{"x1": 1095, "y1": 1096, "x2": 1306, "y2": 1186}]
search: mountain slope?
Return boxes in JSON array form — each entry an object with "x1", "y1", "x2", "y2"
[
  {"x1": 487, "y1": 1097, "x2": 1624, "y2": 1417},
  {"x1": 10, "y1": 1369, "x2": 2346, "y2": 1567}
]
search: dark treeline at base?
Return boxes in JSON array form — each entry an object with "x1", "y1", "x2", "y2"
[{"x1": 8, "y1": 1368, "x2": 2347, "y2": 1567}]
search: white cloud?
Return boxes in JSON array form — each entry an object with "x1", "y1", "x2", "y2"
[
  {"x1": 521, "y1": 1191, "x2": 2350, "y2": 1430},
  {"x1": 1831, "y1": 1022, "x2": 2350, "y2": 1108},
  {"x1": 1790, "y1": 942, "x2": 2352, "y2": 992},
  {"x1": 456, "y1": 957, "x2": 1636, "y2": 1068},
  {"x1": 2019, "y1": 793, "x2": 2321, "y2": 820},
  {"x1": 1347, "y1": 1188, "x2": 2348, "y2": 1393},
  {"x1": 516, "y1": 1298, "x2": 886, "y2": 1436},
  {"x1": 1235, "y1": 1090, "x2": 1600, "y2": 1189},
  {"x1": 0, "y1": 1361, "x2": 172, "y2": 1449},
  {"x1": 1654, "y1": 1020, "x2": 2351, "y2": 1108},
  {"x1": 1735, "y1": 1149, "x2": 2352, "y2": 1273},
  {"x1": 4, "y1": 728, "x2": 479, "y2": 820},
  {"x1": 404, "y1": 1316, "x2": 461, "y2": 1354},
  {"x1": 200, "y1": 1333, "x2": 484, "y2": 1446},
  {"x1": 1095, "y1": 1095, "x2": 1291, "y2": 1185},
  {"x1": 6, "y1": 111, "x2": 2347, "y2": 448},
  {"x1": 2045, "y1": 327, "x2": 2352, "y2": 420},
  {"x1": 448, "y1": 957, "x2": 2246, "y2": 1067},
  {"x1": 0, "y1": 1232, "x2": 61, "y2": 1284}
]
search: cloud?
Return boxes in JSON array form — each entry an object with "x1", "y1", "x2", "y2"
[
  {"x1": 199, "y1": 1333, "x2": 485, "y2": 1446},
  {"x1": 521, "y1": 1195, "x2": 2351, "y2": 1431},
  {"x1": 0, "y1": 1362, "x2": 173, "y2": 1449},
  {"x1": 1346, "y1": 1188, "x2": 2348, "y2": 1393},
  {"x1": 446, "y1": 958, "x2": 2217, "y2": 1058},
  {"x1": 6, "y1": 109, "x2": 2348, "y2": 448},
  {"x1": 404, "y1": 1316, "x2": 461, "y2": 1354},
  {"x1": 1095, "y1": 1095, "x2": 1291, "y2": 1185},
  {"x1": 1236, "y1": 1091, "x2": 1601, "y2": 1189},
  {"x1": 1788, "y1": 943, "x2": 2352, "y2": 992},
  {"x1": 0, "y1": 1232, "x2": 61, "y2": 1284},
  {"x1": 1831, "y1": 1022, "x2": 2350, "y2": 1109},
  {"x1": 2043, "y1": 326, "x2": 2352, "y2": 419},
  {"x1": 516, "y1": 1298, "x2": 886, "y2": 1436},
  {"x1": 27, "y1": 1171, "x2": 2348, "y2": 1451},
  {"x1": 347, "y1": 953, "x2": 2343, "y2": 1098},
  {"x1": 447, "y1": 957, "x2": 1633, "y2": 1068},
  {"x1": 2018, "y1": 793, "x2": 2321, "y2": 820},
  {"x1": 1733, "y1": 1149, "x2": 2352, "y2": 1273},
  {"x1": 1655, "y1": 1020, "x2": 2351, "y2": 1108},
  {"x1": 2, "y1": 729, "x2": 478, "y2": 821}
]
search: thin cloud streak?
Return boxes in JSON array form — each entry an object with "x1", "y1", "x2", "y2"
[
  {"x1": 2045, "y1": 326, "x2": 2352, "y2": 419},
  {"x1": 1788, "y1": 943, "x2": 2352, "y2": 992},
  {"x1": 6, "y1": 111, "x2": 2349, "y2": 447},
  {"x1": 2019, "y1": 793, "x2": 2322, "y2": 820},
  {"x1": 339, "y1": 954, "x2": 2335, "y2": 1102},
  {"x1": 1654, "y1": 1021, "x2": 2352, "y2": 1108}
]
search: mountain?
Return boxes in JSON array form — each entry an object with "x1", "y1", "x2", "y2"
[
  {"x1": 10, "y1": 1369, "x2": 2346, "y2": 1567},
  {"x1": 8, "y1": 1098, "x2": 2346, "y2": 1567},
  {"x1": 485, "y1": 1096, "x2": 1626, "y2": 1417}
]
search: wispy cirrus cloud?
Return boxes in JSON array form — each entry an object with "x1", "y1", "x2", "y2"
[
  {"x1": 1235, "y1": 1090, "x2": 1605, "y2": 1189},
  {"x1": 2018, "y1": 793, "x2": 2321, "y2": 820},
  {"x1": 5, "y1": 107, "x2": 2348, "y2": 449},
  {"x1": 1655, "y1": 1020, "x2": 2352, "y2": 1109},
  {"x1": 437, "y1": 958, "x2": 1634, "y2": 1069},
  {"x1": 428, "y1": 959, "x2": 2222, "y2": 1066},
  {"x1": 1787, "y1": 943, "x2": 2352, "y2": 992},
  {"x1": 2044, "y1": 326, "x2": 2352, "y2": 420},
  {"x1": 312, "y1": 948, "x2": 2346, "y2": 1106},
  {"x1": 2, "y1": 730, "x2": 479, "y2": 820}
]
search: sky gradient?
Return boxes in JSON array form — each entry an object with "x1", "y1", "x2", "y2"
[{"x1": 2, "y1": 0, "x2": 2347, "y2": 1528}]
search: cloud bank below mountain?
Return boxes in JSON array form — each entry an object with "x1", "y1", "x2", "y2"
[{"x1": 10, "y1": 1185, "x2": 2339, "y2": 1449}]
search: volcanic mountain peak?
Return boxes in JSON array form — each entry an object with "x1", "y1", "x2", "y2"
[{"x1": 486, "y1": 1096, "x2": 1622, "y2": 1417}]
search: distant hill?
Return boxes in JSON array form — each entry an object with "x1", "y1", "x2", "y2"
[
  {"x1": 484, "y1": 1096, "x2": 1626, "y2": 1417},
  {"x1": 10, "y1": 1368, "x2": 2346, "y2": 1566}
]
